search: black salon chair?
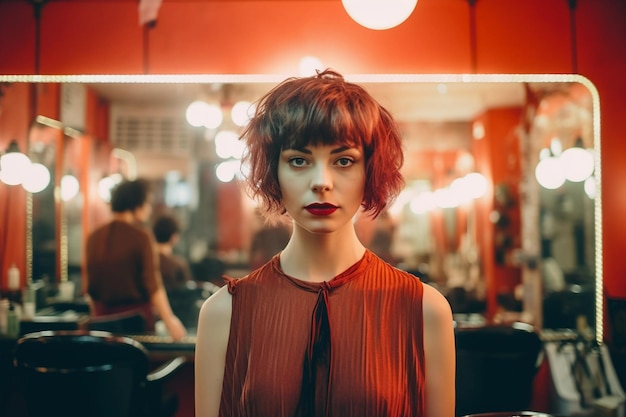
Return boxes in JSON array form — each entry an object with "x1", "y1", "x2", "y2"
[
  {"x1": 606, "y1": 296, "x2": 626, "y2": 389},
  {"x1": 18, "y1": 315, "x2": 81, "y2": 336},
  {"x1": 455, "y1": 323, "x2": 544, "y2": 417},
  {"x1": 166, "y1": 283, "x2": 207, "y2": 329},
  {"x1": 461, "y1": 413, "x2": 555, "y2": 417},
  {"x1": 13, "y1": 330, "x2": 186, "y2": 417},
  {"x1": 81, "y1": 310, "x2": 148, "y2": 334}
]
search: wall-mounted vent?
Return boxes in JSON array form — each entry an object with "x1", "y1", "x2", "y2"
[{"x1": 110, "y1": 104, "x2": 196, "y2": 156}]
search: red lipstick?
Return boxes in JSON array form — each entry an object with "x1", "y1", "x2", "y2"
[{"x1": 305, "y1": 203, "x2": 338, "y2": 216}]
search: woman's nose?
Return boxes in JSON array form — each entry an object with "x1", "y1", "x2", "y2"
[{"x1": 311, "y1": 165, "x2": 332, "y2": 192}]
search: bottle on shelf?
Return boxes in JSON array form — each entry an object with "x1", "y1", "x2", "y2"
[
  {"x1": 6, "y1": 302, "x2": 19, "y2": 338},
  {"x1": 0, "y1": 298, "x2": 9, "y2": 335},
  {"x1": 7, "y1": 263, "x2": 20, "y2": 291}
]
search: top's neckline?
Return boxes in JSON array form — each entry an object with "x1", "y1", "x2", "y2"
[{"x1": 271, "y1": 249, "x2": 374, "y2": 293}]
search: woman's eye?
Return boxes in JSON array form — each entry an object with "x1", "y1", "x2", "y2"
[
  {"x1": 336, "y1": 157, "x2": 354, "y2": 167},
  {"x1": 289, "y1": 157, "x2": 307, "y2": 167}
]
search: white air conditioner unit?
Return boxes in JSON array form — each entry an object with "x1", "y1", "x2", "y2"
[{"x1": 110, "y1": 104, "x2": 196, "y2": 156}]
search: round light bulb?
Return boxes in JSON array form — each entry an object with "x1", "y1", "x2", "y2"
[
  {"x1": 560, "y1": 147, "x2": 594, "y2": 182},
  {"x1": 409, "y1": 191, "x2": 436, "y2": 214},
  {"x1": 22, "y1": 162, "x2": 51, "y2": 193},
  {"x1": 299, "y1": 56, "x2": 324, "y2": 76},
  {"x1": 61, "y1": 174, "x2": 80, "y2": 201},
  {"x1": 216, "y1": 160, "x2": 241, "y2": 183},
  {"x1": 342, "y1": 0, "x2": 418, "y2": 30},
  {"x1": 215, "y1": 130, "x2": 245, "y2": 159},
  {"x1": 584, "y1": 176, "x2": 597, "y2": 199},
  {"x1": 231, "y1": 101, "x2": 254, "y2": 127},
  {"x1": 186, "y1": 100, "x2": 212, "y2": 127},
  {"x1": 203, "y1": 104, "x2": 223, "y2": 129},
  {"x1": 464, "y1": 172, "x2": 488, "y2": 199},
  {"x1": 535, "y1": 157, "x2": 565, "y2": 189},
  {"x1": 0, "y1": 151, "x2": 31, "y2": 185},
  {"x1": 434, "y1": 187, "x2": 458, "y2": 208}
]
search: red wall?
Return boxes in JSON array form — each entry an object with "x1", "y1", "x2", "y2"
[
  {"x1": 473, "y1": 107, "x2": 524, "y2": 318},
  {"x1": 0, "y1": 1, "x2": 624, "y2": 294}
]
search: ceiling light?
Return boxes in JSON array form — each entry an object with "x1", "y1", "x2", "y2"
[{"x1": 342, "y1": 0, "x2": 418, "y2": 30}]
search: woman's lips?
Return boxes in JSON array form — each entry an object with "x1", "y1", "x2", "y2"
[{"x1": 305, "y1": 203, "x2": 338, "y2": 216}]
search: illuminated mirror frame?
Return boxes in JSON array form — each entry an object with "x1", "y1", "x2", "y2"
[{"x1": 1, "y1": 73, "x2": 602, "y2": 343}]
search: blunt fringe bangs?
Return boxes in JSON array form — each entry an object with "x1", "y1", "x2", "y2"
[{"x1": 241, "y1": 69, "x2": 405, "y2": 221}]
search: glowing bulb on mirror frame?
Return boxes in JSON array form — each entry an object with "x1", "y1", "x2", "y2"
[
  {"x1": 434, "y1": 187, "x2": 458, "y2": 209},
  {"x1": 186, "y1": 101, "x2": 223, "y2": 129},
  {"x1": 21, "y1": 162, "x2": 51, "y2": 193},
  {"x1": 560, "y1": 147, "x2": 595, "y2": 182},
  {"x1": 215, "y1": 130, "x2": 245, "y2": 159},
  {"x1": 450, "y1": 177, "x2": 474, "y2": 205},
  {"x1": 388, "y1": 187, "x2": 414, "y2": 217},
  {"x1": 203, "y1": 104, "x2": 224, "y2": 129},
  {"x1": 584, "y1": 176, "x2": 596, "y2": 199},
  {"x1": 0, "y1": 151, "x2": 31, "y2": 186},
  {"x1": 60, "y1": 174, "x2": 80, "y2": 201},
  {"x1": 186, "y1": 100, "x2": 212, "y2": 127},
  {"x1": 409, "y1": 191, "x2": 436, "y2": 214},
  {"x1": 231, "y1": 101, "x2": 255, "y2": 127},
  {"x1": 539, "y1": 148, "x2": 551, "y2": 160},
  {"x1": 549, "y1": 137, "x2": 563, "y2": 157},
  {"x1": 464, "y1": 172, "x2": 488, "y2": 199},
  {"x1": 216, "y1": 160, "x2": 242, "y2": 183},
  {"x1": 97, "y1": 173, "x2": 123, "y2": 202},
  {"x1": 535, "y1": 156, "x2": 566, "y2": 190}
]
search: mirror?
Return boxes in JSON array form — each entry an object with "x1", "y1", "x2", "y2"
[
  {"x1": 2, "y1": 74, "x2": 600, "y2": 339},
  {"x1": 27, "y1": 122, "x2": 60, "y2": 285}
]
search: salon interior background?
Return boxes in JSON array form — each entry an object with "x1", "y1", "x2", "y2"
[{"x1": 0, "y1": 0, "x2": 625, "y2": 324}]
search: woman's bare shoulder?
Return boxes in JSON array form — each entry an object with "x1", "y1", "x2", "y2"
[
  {"x1": 421, "y1": 283, "x2": 453, "y2": 324},
  {"x1": 198, "y1": 285, "x2": 233, "y2": 325},
  {"x1": 195, "y1": 287, "x2": 232, "y2": 417}
]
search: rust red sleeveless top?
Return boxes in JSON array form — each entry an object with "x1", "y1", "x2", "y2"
[{"x1": 219, "y1": 250, "x2": 425, "y2": 417}]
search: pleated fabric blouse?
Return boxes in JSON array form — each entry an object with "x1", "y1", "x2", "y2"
[{"x1": 219, "y1": 249, "x2": 425, "y2": 417}]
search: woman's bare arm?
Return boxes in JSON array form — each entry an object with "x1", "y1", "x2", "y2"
[
  {"x1": 422, "y1": 283, "x2": 456, "y2": 417},
  {"x1": 195, "y1": 286, "x2": 232, "y2": 417},
  {"x1": 150, "y1": 287, "x2": 186, "y2": 340}
]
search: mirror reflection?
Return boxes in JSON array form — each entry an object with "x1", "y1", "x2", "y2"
[{"x1": 13, "y1": 74, "x2": 598, "y2": 336}]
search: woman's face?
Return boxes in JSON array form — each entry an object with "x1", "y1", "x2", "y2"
[{"x1": 277, "y1": 143, "x2": 365, "y2": 235}]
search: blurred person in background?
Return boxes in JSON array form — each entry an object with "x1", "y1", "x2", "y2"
[
  {"x1": 85, "y1": 178, "x2": 186, "y2": 340},
  {"x1": 153, "y1": 212, "x2": 194, "y2": 291}
]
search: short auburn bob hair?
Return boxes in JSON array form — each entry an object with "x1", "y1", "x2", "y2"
[{"x1": 241, "y1": 69, "x2": 405, "y2": 222}]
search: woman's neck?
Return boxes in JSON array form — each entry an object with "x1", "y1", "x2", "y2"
[{"x1": 279, "y1": 225, "x2": 366, "y2": 282}]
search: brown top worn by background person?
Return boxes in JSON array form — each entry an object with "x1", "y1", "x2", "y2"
[
  {"x1": 219, "y1": 250, "x2": 425, "y2": 417},
  {"x1": 86, "y1": 220, "x2": 161, "y2": 308},
  {"x1": 159, "y1": 252, "x2": 193, "y2": 291}
]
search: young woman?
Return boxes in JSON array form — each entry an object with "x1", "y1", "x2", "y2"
[{"x1": 195, "y1": 70, "x2": 455, "y2": 417}]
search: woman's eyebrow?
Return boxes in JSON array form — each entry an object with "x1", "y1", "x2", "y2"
[
  {"x1": 285, "y1": 145, "x2": 355, "y2": 154},
  {"x1": 285, "y1": 146, "x2": 312, "y2": 154},
  {"x1": 330, "y1": 146, "x2": 352, "y2": 154}
]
